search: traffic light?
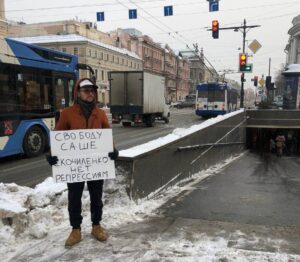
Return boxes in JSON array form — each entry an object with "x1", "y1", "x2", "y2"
[
  {"x1": 212, "y1": 20, "x2": 219, "y2": 39},
  {"x1": 254, "y1": 76, "x2": 258, "y2": 87},
  {"x1": 239, "y1": 53, "x2": 247, "y2": 71},
  {"x1": 266, "y1": 76, "x2": 272, "y2": 89},
  {"x1": 241, "y1": 73, "x2": 245, "y2": 82}
]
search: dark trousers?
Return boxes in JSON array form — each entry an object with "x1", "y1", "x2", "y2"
[{"x1": 67, "y1": 180, "x2": 104, "y2": 229}]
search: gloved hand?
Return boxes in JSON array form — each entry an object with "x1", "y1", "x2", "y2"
[
  {"x1": 108, "y1": 149, "x2": 119, "y2": 160},
  {"x1": 45, "y1": 154, "x2": 58, "y2": 166}
]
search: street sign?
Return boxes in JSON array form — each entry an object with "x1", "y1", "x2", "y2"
[
  {"x1": 239, "y1": 63, "x2": 253, "y2": 73},
  {"x1": 96, "y1": 12, "x2": 105, "y2": 22},
  {"x1": 248, "y1": 40, "x2": 262, "y2": 54},
  {"x1": 207, "y1": 0, "x2": 219, "y2": 12},
  {"x1": 259, "y1": 78, "x2": 265, "y2": 86},
  {"x1": 129, "y1": 9, "x2": 137, "y2": 19},
  {"x1": 164, "y1": 6, "x2": 173, "y2": 16}
]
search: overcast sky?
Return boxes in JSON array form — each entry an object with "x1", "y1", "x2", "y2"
[{"x1": 4, "y1": 0, "x2": 300, "y2": 85}]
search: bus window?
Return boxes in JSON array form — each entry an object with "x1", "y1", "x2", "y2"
[
  {"x1": 0, "y1": 66, "x2": 18, "y2": 113},
  {"x1": 208, "y1": 90, "x2": 225, "y2": 102},
  {"x1": 54, "y1": 78, "x2": 67, "y2": 110},
  {"x1": 17, "y1": 70, "x2": 50, "y2": 113},
  {"x1": 197, "y1": 91, "x2": 208, "y2": 98},
  {"x1": 214, "y1": 90, "x2": 225, "y2": 101}
]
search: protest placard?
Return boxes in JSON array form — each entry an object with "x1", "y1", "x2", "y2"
[{"x1": 50, "y1": 129, "x2": 115, "y2": 183}]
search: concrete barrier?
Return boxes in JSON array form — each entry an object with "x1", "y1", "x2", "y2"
[{"x1": 116, "y1": 110, "x2": 247, "y2": 201}]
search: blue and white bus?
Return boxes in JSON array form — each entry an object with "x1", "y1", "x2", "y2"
[
  {"x1": 0, "y1": 37, "x2": 93, "y2": 158},
  {"x1": 195, "y1": 82, "x2": 238, "y2": 118}
]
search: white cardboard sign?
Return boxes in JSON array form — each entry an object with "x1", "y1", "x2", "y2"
[{"x1": 50, "y1": 129, "x2": 115, "y2": 183}]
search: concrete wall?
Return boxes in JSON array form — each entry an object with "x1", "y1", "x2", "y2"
[
  {"x1": 116, "y1": 111, "x2": 247, "y2": 201},
  {"x1": 246, "y1": 109, "x2": 300, "y2": 128}
]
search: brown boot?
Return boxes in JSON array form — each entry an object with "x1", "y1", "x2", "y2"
[
  {"x1": 65, "y1": 229, "x2": 81, "y2": 247},
  {"x1": 91, "y1": 225, "x2": 108, "y2": 242}
]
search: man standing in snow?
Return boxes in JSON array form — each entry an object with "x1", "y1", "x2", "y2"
[{"x1": 46, "y1": 78, "x2": 118, "y2": 247}]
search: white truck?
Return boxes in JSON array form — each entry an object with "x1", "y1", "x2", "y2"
[{"x1": 109, "y1": 71, "x2": 170, "y2": 127}]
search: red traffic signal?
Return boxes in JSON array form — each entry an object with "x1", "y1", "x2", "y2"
[
  {"x1": 254, "y1": 76, "x2": 258, "y2": 86},
  {"x1": 239, "y1": 53, "x2": 247, "y2": 71},
  {"x1": 212, "y1": 20, "x2": 219, "y2": 39}
]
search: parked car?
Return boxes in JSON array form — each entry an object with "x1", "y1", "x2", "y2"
[{"x1": 174, "y1": 95, "x2": 196, "y2": 109}]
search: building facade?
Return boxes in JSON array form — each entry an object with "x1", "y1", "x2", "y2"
[
  {"x1": 163, "y1": 45, "x2": 177, "y2": 102},
  {"x1": 285, "y1": 15, "x2": 300, "y2": 64},
  {"x1": 0, "y1": 0, "x2": 4, "y2": 20},
  {"x1": 12, "y1": 34, "x2": 142, "y2": 106},
  {"x1": 176, "y1": 56, "x2": 190, "y2": 101},
  {"x1": 0, "y1": 0, "x2": 7, "y2": 37},
  {"x1": 112, "y1": 29, "x2": 164, "y2": 75},
  {"x1": 0, "y1": 19, "x2": 7, "y2": 37},
  {"x1": 180, "y1": 49, "x2": 216, "y2": 94},
  {"x1": 8, "y1": 20, "x2": 115, "y2": 46}
]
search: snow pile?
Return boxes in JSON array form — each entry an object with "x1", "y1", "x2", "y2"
[{"x1": 0, "y1": 178, "x2": 68, "y2": 242}]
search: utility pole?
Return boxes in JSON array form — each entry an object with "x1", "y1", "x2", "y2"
[{"x1": 208, "y1": 19, "x2": 260, "y2": 108}]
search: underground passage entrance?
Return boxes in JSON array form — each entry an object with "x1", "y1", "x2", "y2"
[{"x1": 246, "y1": 127, "x2": 300, "y2": 156}]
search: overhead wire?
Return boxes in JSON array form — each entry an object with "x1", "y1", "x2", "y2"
[
  {"x1": 126, "y1": 0, "x2": 219, "y2": 78},
  {"x1": 6, "y1": 0, "x2": 296, "y2": 80}
]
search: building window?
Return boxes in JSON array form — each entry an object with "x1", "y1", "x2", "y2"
[
  {"x1": 74, "y1": 47, "x2": 78, "y2": 56},
  {"x1": 101, "y1": 70, "x2": 104, "y2": 80},
  {"x1": 94, "y1": 50, "x2": 97, "y2": 58},
  {"x1": 121, "y1": 58, "x2": 124, "y2": 65},
  {"x1": 116, "y1": 57, "x2": 119, "y2": 64},
  {"x1": 95, "y1": 69, "x2": 98, "y2": 80},
  {"x1": 104, "y1": 54, "x2": 108, "y2": 61},
  {"x1": 99, "y1": 52, "x2": 103, "y2": 60},
  {"x1": 88, "y1": 49, "x2": 92, "y2": 57}
]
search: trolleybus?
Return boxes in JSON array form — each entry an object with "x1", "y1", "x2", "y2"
[
  {"x1": 195, "y1": 82, "x2": 238, "y2": 118},
  {"x1": 0, "y1": 37, "x2": 93, "y2": 158}
]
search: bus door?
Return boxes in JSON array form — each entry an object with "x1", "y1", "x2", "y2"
[
  {"x1": 53, "y1": 74, "x2": 76, "y2": 110},
  {"x1": 207, "y1": 87, "x2": 215, "y2": 112}
]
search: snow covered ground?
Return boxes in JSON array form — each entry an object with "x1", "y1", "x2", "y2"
[
  {"x1": 1, "y1": 110, "x2": 299, "y2": 261},
  {"x1": 1, "y1": 157, "x2": 299, "y2": 261}
]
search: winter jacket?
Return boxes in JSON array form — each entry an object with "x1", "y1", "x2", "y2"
[
  {"x1": 55, "y1": 78, "x2": 110, "y2": 131},
  {"x1": 55, "y1": 103, "x2": 110, "y2": 131}
]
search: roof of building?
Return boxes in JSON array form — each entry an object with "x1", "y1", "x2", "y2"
[{"x1": 10, "y1": 34, "x2": 142, "y2": 60}]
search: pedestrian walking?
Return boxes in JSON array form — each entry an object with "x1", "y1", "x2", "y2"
[
  {"x1": 270, "y1": 138, "x2": 276, "y2": 153},
  {"x1": 275, "y1": 134, "x2": 285, "y2": 157},
  {"x1": 46, "y1": 78, "x2": 118, "y2": 247}
]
